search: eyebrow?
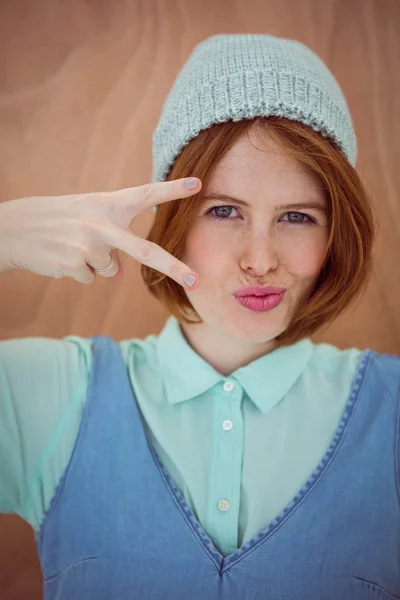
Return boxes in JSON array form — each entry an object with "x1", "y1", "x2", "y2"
[{"x1": 203, "y1": 193, "x2": 328, "y2": 214}]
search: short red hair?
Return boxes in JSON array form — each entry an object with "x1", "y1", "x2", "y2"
[{"x1": 141, "y1": 117, "x2": 378, "y2": 347}]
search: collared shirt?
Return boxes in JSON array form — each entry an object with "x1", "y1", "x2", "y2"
[{"x1": 0, "y1": 315, "x2": 364, "y2": 556}]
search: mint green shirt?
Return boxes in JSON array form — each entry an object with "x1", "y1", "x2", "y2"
[{"x1": 0, "y1": 315, "x2": 365, "y2": 557}]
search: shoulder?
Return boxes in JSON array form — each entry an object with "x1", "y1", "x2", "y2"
[
  {"x1": 64, "y1": 332, "x2": 160, "y2": 374},
  {"x1": 310, "y1": 340, "x2": 400, "y2": 395},
  {"x1": 308, "y1": 341, "x2": 366, "y2": 377}
]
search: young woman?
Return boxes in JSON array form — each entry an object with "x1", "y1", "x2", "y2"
[{"x1": 1, "y1": 34, "x2": 398, "y2": 600}]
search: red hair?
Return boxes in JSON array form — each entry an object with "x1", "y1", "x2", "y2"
[{"x1": 141, "y1": 117, "x2": 378, "y2": 347}]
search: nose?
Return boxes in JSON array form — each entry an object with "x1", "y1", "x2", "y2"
[{"x1": 239, "y1": 231, "x2": 279, "y2": 276}]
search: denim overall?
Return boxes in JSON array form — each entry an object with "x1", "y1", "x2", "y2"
[{"x1": 35, "y1": 336, "x2": 400, "y2": 599}]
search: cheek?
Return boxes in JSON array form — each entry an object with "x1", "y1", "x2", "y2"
[
  {"x1": 183, "y1": 228, "x2": 229, "y2": 272},
  {"x1": 285, "y1": 236, "x2": 328, "y2": 279}
]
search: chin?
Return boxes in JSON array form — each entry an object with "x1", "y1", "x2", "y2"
[{"x1": 221, "y1": 316, "x2": 281, "y2": 343}]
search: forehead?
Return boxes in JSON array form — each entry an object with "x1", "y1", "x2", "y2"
[{"x1": 208, "y1": 127, "x2": 324, "y2": 197}]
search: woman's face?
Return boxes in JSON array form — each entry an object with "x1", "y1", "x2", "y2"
[{"x1": 179, "y1": 125, "x2": 330, "y2": 375}]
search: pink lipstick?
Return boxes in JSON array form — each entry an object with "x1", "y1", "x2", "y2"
[{"x1": 233, "y1": 286, "x2": 286, "y2": 312}]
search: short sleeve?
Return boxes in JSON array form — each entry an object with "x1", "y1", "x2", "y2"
[{"x1": 0, "y1": 336, "x2": 92, "y2": 529}]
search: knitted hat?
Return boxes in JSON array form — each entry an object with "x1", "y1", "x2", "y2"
[{"x1": 152, "y1": 34, "x2": 357, "y2": 213}]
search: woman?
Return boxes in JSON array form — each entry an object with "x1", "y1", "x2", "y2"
[{"x1": 0, "y1": 34, "x2": 398, "y2": 599}]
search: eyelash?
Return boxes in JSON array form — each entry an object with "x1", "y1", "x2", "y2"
[{"x1": 206, "y1": 205, "x2": 316, "y2": 225}]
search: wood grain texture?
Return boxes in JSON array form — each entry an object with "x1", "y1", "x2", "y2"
[{"x1": 0, "y1": 1, "x2": 399, "y2": 597}]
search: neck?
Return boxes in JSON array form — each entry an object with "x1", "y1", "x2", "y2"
[{"x1": 179, "y1": 321, "x2": 278, "y2": 377}]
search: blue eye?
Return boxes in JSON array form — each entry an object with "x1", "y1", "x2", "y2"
[
  {"x1": 206, "y1": 205, "x2": 315, "y2": 224},
  {"x1": 207, "y1": 206, "x2": 238, "y2": 219},
  {"x1": 282, "y1": 211, "x2": 315, "y2": 224}
]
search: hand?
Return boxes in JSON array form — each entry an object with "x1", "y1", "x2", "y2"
[{"x1": 0, "y1": 178, "x2": 201, "y2": 289}]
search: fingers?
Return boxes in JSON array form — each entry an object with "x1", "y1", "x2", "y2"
[
  {"x1": 70, "y1": 264, "x2": 97, "y2": 285},
  {"x1": 68, "y1": 178, "x2": 202, "y2": 286},
  {"x1": 112, "y1": 177, "x2": 202, "y2": 212},
  {"x1": 86, "y1": 248, "x2": 121, "y2": 278},
  {"x1": 106, "y1": 227, "x2": 198, "y2": 290},
  {"x1": 59, "y1": 249, "x2": 123, "y2": 284}
]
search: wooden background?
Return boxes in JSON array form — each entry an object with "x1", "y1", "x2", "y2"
[{"x1": 0, "y1": 0, "x2": 399, "y2": 597}]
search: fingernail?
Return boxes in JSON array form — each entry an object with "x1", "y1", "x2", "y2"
[
  {"x1": 183, "y1": 273, "x2": 196, "y2": 287},
  {"x1": 185, "y1": 178, "x2": 198, "y2": 190}
]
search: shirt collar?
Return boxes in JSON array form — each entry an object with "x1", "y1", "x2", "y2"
[{"x1": 156, "y1": 315, "x2": 314, "y2": 415}]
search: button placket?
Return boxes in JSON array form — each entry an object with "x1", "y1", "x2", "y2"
[
  {"x1": 223, "y1": 380, "x2": 235, "y2": 392},
  {"x1": 222, "y1": 380, "x2": 235, "y2": 431},
  {"x1": 205, "y1": 379, "x2": 242, "y2": 552}
]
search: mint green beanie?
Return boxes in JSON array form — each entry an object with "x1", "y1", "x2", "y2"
[{"x1": 152, "y1": 34, "x2": 357, "y2": 213}]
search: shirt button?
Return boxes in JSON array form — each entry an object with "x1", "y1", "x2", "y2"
[
  {"x1": 222, "y1": 420, "x2": 233, "y2": 431},
  {"x1": 223, "y1": 380, "x2": 234, "y2": 392},
  {"x1": 218, "y1": 499, "x2": 230, "y2": 512}
]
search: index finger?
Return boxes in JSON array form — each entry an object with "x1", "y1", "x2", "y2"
[{"x1": 111, "y1": 177, "x2": 202, "y2": 211}]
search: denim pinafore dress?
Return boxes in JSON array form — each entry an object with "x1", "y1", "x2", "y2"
[{"x1": 35, "y1": 336, "x2": 400, "y2": 599}]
